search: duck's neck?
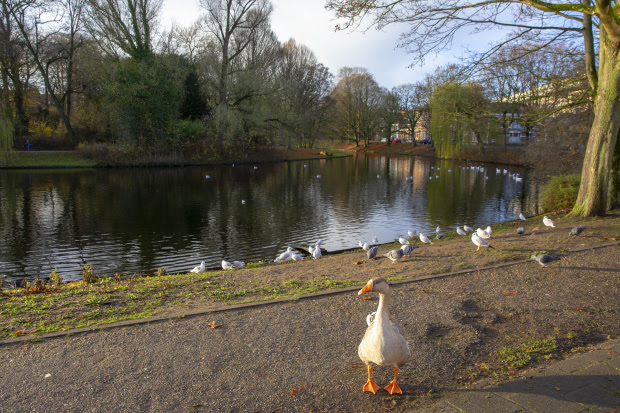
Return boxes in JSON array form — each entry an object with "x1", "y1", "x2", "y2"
[{"x1": 376, "y1": 292, "x2": 391, "y2": 323}]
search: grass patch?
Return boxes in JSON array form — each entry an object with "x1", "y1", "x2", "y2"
[
  {"x1": 498, "y1": 336, "x2": 557, "y2": 369},
  {"x1": 541, "y1": 174, "x2": 580, "y2": 212},
  {"x1": 2, "y1": 152, "x2": 97, "y2": 168}
]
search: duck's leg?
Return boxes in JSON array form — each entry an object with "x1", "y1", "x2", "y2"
[
  {"x1": 362, "y1": 365, "x2": 380, "y2": 394},
  {"x1": 384, "y1": 367, "x2": 403, "y2": 395}
]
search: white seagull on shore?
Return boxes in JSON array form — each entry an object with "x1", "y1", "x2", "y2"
[
  {"x1": 372, "y1": 236, "x2": 379, "y2": 245},
  {"x1": 477, "y1": 228, "x2": 491, "y2": 239},
  {"x1": 191, "y1": 261, "x2": 206, "y2": 273},
  {"x1": 232, "y1": 261, "x2": 245, "y2": 268},
  {"x1": 398, "y1": 236, "x2": 409, "y2": 245},
  {"x1": 456, "y1": 227, "x2": 467, "y2": 236},
  {"x1": 543, "y1": 216, "x2": 555, "y2": 229},
  {"x1": 463, "y1": 225, "x2": 473, "y2": 233},
  {"x1": 419, "y1": 233, "x2": 433, "y2": 244},
  {"x1": 274, "y1": 247, "x2": 294, "y2": 263},
  {"x1": 519, "y1": 212, "x2": 526, "y2": 221},
  {"x1": 221, "y1": 260, "x2": 234, "y2": 270},
  {"x1": 359, "y1": 241, "x2": 370, "y2": 251},
  {"x1": 472, "y1": 233, "x2": 493, "y2": 251}
]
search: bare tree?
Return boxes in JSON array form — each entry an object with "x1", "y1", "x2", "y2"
[
  {"x1": 7, "y1": 0, "x2": 78, "y2": 144},
  {"x1": 200, "y1": 0, "x2": 272, "y2": 141},
  {"x1": 330, "y1": 67, "x2": 382, "y2": 147},
  {"x1": 85, "y1": 0, "x2": 162, "y2": 59},
  {"x1": 326, "y1": 0, "x2": 620, "y2": 217},
  {"x1": 394, "y1": 82, "x2": 430, "y2": 146}
]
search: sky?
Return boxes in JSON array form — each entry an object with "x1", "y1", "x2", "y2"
[{"x1": 160, "y1": 0, "x2": 503, "y2": 89}]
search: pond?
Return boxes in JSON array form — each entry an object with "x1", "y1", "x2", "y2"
[{"x1": 0, "y1": 153, "x2": 541, "y2": 284}]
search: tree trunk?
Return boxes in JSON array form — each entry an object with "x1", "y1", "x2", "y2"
[
  {"x1": 570, "y1": 32, "x2": 620, "y2": 217},
  {"x1": 608, "y1": 131, "x2": 620, "y2": 210}
]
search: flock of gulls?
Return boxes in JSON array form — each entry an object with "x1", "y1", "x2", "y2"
[{"x1": 189, "y1": 213, "x2": 587, "y2": 273}]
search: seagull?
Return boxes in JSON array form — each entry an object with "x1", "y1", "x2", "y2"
[
  {"x1": 316, "y1": 239, "x2": 324, "y2": 247},
  {"x1": 309, "y1": 245, "x2": 322, "y2": 260},
  {"x1": 372, "y1": 236, "x2": 379, "y2": 245},
  {"x1": 477, "y1": 228, "x2": 491, "y2": 239},
  {"x1": 457, "y1": 227, "x2": 467, "y2": 236},
  {"x1": 531, "y1": 254, "x2": 560, "y2": 268},
  {"x1": 435, "y1": 233, "x2": 445, "y2": 240},
  {"x1": 401, "y1": 244, "x2": 418, "y2": 256},
  {"x1": 543, "y1": 216, "x2": 555, "y2": 229},
  {"x1": 221, "y1": 260, "x2": 234, "y2": 270},
  {"x1": 517, "y1": 227, "x2": 526, "y2": 235},
  {"x1": 377, "y1": 174, "x2": 380, "y2": 178},
  {"x1": 398, "y1": 236, "x2": 409, "y2": 245},
  {"x1": 359, "y1": 241, "x2": 370, "y2": 251},
  {"x1": 274, "y1": 247, "x2": 294, "y2": 263},
  {"x1": 317, "y1": 174, "x2": 321, "y2": 178},
  {"x1": 419, "y1": 233, "x2": 433, "y2": 244},
  {"x1": 519, "y1": 212, "x2": 526, "y2": 221},
  {"x1": 436, "y1": 226, "x2": 441, "y2": 233},
  {"x1": 291, "y1": 252, "x2": 304, "y2": 261},
  {"x1": 367, "y1": 246, "x2": 378, "y2": 260},
  {"x1": 463, "y1": 225, "x2": 473, "y2": 232},
  {"x1": 383, "y1": 249, "x2": 404, "y2": 262},
  {"x1": 241, "y1": 200, "x2": 246, "y2": 204},
  {"x1": 232, "y1": 261, "x2": 245, "y2": 268},
  {"x1": 205, "y1": 175, "x2": 210, "y2": 179},
  {"x1": 569, "y1": 226, "x2": 587, "y2": 237},
  {"x1": 253, "y1": 166, "x2": 258, "y2": 170},
  {"x1": 472, "y1": 233, "x2": 493, "y2": 251},
  {"x1": 485, "y1": 225, "x2": 493, "y2": 236},
  {"x1": 191, "y1": 261, "x2": 206, "y2": 273},
  {"x1": 407, "y1": 230, "x2": 414, "y2": 238}
]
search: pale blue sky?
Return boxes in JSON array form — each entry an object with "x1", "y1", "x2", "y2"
[{"x1": 161, "y1": 0, "x2": 502, "y2": 89}]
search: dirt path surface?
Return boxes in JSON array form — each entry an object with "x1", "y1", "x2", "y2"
[{"x1": 1, "y1": 217, "x2": 619, "y2": 412}]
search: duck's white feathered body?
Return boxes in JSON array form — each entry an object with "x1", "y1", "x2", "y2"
[{"x1": 358, "y1": 308, "x2": 410, "y2": 368}]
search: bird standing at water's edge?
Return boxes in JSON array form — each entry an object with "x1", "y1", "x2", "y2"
[{"x1": 358, "y1": 277, "x2": 410, "y2": 395}]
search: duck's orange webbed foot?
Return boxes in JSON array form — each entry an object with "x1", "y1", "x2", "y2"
[
  {"x1": 363, "y1": 378, "x2": 380, "y2": 394},
  {"x1": 362, "y1": 365, "x2": 381, "y2": 394},
  {"x1": 384, "y1": 367, "x2": 403, "y2": 395}
]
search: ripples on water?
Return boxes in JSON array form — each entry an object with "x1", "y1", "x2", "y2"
[{"x1": 0, "y1": 154, "x2": 541, "y2": 283}]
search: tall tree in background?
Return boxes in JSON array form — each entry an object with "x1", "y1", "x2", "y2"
[
  {"x1": 200, "y1": 0, "x2": 272, "y2": 143},
  {"x1": 330, "y1": 67, "x2": 381, "y2": 147},
  {"x1": 276, "y1": 38, "x2": 332, "y2": 148},
  {"x1": 377, "y1": 88, "x2": 399, "y2": 146},
  {"x1": 326, "y1": 0, "x2": 620, "y2": 216},
  {"x1": 394, "y1": 82, "x2": 429, "y2": 146},
  {"x1": 7, "y1": 0, "x2": 78, "y2": 144},
  {"x1": 0, "y1": 0, "x2": 33, "y2": 134},
  {"x1": 85, "y1": 0, "x2": 161, "y2": 59}
]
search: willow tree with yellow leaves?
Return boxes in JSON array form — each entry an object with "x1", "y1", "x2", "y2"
[{"x1": 326, "y1": 0, "x2": 620, "y2": 217}]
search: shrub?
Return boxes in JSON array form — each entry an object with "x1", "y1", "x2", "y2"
[
  {"x1": 542, "y1": 174, "x2": 581, "y2": 212},
  {"x1": 82, "y1": 265, "x2": 99, "y2": 284}
]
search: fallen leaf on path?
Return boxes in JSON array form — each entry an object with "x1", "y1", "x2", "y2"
[
  {"x1": 207, "y1": 321, "x2": 222, "y2": 329},
  {"x1": 362, "y1": 296, "x2": 372, "y2": 301},
  {"x1": 290, "y1": 384, "x2": 308, "y2": 395},
  {"x1": 13, "y1": 328, "x2": 38, "y2": 335},
  {"x1": 502, "y1": 290, "x2": 518, "y2": 296},
  {"x1": 354, "y1": 261, "x2": 364, "y2": 265},
  {"x1": 188, "y1": 404, "x2": 203, "y2": 408},
  {"x1": 603, "y1": 236, "x2": 617, "y2": 241},
  {"x1": 572, "y1": 307, "x2": 584, "y2": 312}
]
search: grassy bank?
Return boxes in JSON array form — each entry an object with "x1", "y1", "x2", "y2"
[
  {"x1": 2, "y1": 210, "x2": 618, "y2": 341},
  {"x1": 0, "y1": 147, "x2": 349, "y2": 169}
]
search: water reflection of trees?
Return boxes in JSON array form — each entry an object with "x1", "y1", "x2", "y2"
[{"x1": 0, "y1": 155, "x2": 531, "y2": 281}]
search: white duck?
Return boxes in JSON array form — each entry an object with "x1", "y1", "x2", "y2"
[{"x1": 358, "y1": 277, "x2": 410, "y2": 395}]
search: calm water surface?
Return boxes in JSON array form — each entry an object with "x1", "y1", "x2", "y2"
[{"x1": 0, "y1": 154, "x2": 541, "y2": 284}]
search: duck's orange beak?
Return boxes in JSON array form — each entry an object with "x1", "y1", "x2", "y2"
[{"x1": 358, "y1": 281, "x2": 373, "y2": 295}]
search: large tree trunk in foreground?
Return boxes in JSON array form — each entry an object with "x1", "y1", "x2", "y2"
[{"x1": 570, "y1": 32, "x2": 620, "y2": 217}]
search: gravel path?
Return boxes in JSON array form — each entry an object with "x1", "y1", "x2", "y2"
[{"x1": 1, "y1": 234, "x2": 619, "y2": 412}]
